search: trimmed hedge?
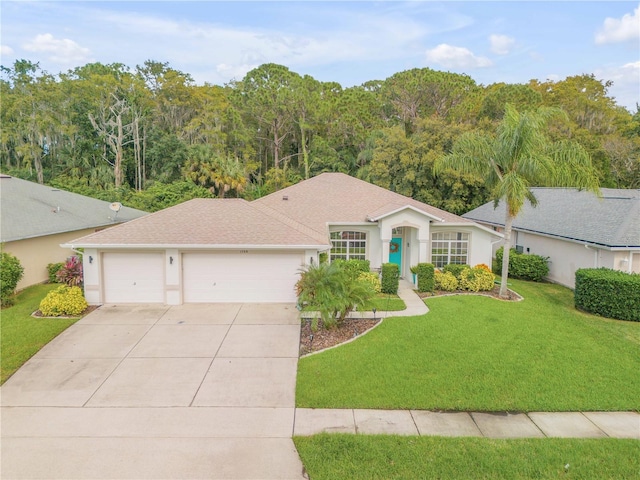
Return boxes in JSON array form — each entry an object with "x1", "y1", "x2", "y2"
[
  {"x1": 381, "y1": 263, "x2": 399, "y2": 295},
  {"x1": 39, "y1": 285, "x2": 88, "y2": 317},
  {"x1": 575, "y1": 268, "x2": 640, "y2": 322},
  {"x1": 415, "y1": 263, "x2": 435, "y2": 293},
  {"x1": 496, "y1": 247, "x2": 549, "y2": 282}
]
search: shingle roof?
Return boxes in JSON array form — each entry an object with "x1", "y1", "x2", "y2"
[
  {"x1": 254, "y1": 172, "x2": 472, "y2": 234},
  {"x1": 66, "y1": 198, "x2": 328, "y2": 247},
  {"x1": 0, "y1": 175, "x2": 147, "y2": 242},
  {"x1": 462, "y1": 188, "x2": 640, "y2": 248}
]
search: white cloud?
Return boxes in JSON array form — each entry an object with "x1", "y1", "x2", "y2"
[
  {"x1": 595, "y1": 5, "x2": 640, "y2": 44},
  {"x1": 23, "y1": 33, "x2": 91, "y2": 65},
  {"x1": 595, "y1": 61, "x2": 640, "y2": 110},
  {"x1": 489, "y1": 34, "x2": 515, "y2": 55},
  {"x1": 1, "y1": 45, "x2": 14, "y2": 56},
  {"x1": 425, "y1": 44, "x2": 493, "y2": 69}
]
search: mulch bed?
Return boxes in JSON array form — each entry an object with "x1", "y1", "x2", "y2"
[
  {"x1": 32, "y1": 305, "x2": 99, "y2": 318},
  {"x1": 417, "y1": 285, "x2": 522, "y2": 302},
  {"x1": 299, "y1": 318, "x2": 380, "y2": 356},
  {"x1": 299, "y1": 286, "x2": 521, "y2": 356}
]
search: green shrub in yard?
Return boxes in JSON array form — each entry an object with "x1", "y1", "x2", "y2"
[
  {"x1": 442, "y1": 264, "x2": 470, "y2": 279},
  {"x1": 47, "y1": 262, "x2": 64, "y2": 283},
  {"x1": 459, "y1": 266, "x2": 495, "y2": 292},
  {"x1": 1, "y1": 251, "x2": 24, "y2": 306},
  {"x1": 55, "y1": 256, "x2": 83, "y2": 286},
  {"x1": 358, "y1": 272, "x2": 381, "y2": 294},
  {"x1": 297, "y1": 263, "x2": 375, "y2": 330},
  {"x1": 575, "y1": 268, "x2": 640, "y2": 322},
  {"x1": 415, "y1": 263, "x2": 435, "y2": 292},
  {"x1": 434, "y1": 270, "x2": 458, "y2": 291},
  {"x1": 381, "y1": 263, "x2": 399, "y2": 295},
  {"x1": 496, "y1": 247, "x2": 549, "y2": 281},
  {"x1": 39, "y1": 285, "x2": 88, "y2": 317}
]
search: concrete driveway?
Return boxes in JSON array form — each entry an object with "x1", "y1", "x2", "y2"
[{"x1": 1, "y1": 303, "x2": 307, "y2": 479}]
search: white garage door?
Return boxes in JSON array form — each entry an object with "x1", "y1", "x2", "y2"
[
  {"x1": 182, "y1": 251, "x2": 303, "y2": 303},
  {"x1": 103, "y1": 252, "x2": 165, "y2": 303}
]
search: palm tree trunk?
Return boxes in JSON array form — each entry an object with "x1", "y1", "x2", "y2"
[{"x1": 499, "y1": 212, "x2": 515, "y2": 298}]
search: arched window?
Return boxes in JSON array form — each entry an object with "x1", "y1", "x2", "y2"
[
  {"x1": 431, "y1": 232, "x2": 469, "y2": 268},
  {"x1": 330, "y1": 231, "x2": 367, "y2": 261}
]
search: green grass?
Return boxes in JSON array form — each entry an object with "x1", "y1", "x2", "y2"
[
  {"x1": 294, "y1": 434, "x2": 640, "y2": 480},
  {"x1": 296, "y1": 279, "x2": 640, "y2": 411},
  {"x1": 369, "y1": 293, "x2": 405, "y2": 312},
  {"x1": 1, "y1": 284, "x2": 82, "y2": 384}
]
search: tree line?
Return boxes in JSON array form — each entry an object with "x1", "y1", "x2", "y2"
[{"x1": 2, "y1": 60, "x2": 638, "y2": 213}]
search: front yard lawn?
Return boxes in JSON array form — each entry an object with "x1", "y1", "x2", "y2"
[
  {"x1": 369, "y1": 293, "x2": 405, "y2": 312},
  {"x1": 296, "y1": 279, "x2": 640, "y2": 411},
  {"x1": 1, "y1": 284, "x2": 82, "y2": 384},
  {"x1": 294, "y1": 434, "x2": 640, "y2": 480}
]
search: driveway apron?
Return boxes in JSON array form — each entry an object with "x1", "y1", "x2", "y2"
[{"x1": 1, "y1": 303, "x2": 306, "y2": 480}]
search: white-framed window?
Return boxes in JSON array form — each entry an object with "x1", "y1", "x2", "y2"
[
  {"x1": 431, "y1": 232, "x2": 469, "y2": 268},
  {"x1": 330, "y1": 231, "x2": 367, "y2": 261}
]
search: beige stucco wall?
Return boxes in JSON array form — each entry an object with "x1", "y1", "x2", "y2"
[{"x1": 3, "y1": 228, "x2": 99, "y2": 290}]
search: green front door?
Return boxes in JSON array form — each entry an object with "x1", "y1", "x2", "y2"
[{"x1": 389, "y1": 237, "x2": 402, "y2": 275}]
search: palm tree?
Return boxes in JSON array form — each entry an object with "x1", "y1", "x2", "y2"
[{"x1": 434, "y1": 104, "x2": 600, "y2": 298}]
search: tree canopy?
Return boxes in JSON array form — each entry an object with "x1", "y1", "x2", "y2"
[{"x1": 1, "y1": 60, "x2": 637, "y2": 213}]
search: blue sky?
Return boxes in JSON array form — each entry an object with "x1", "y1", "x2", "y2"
[{"x1": 2, "y1": 1, "x2": 639, "y2": 110}]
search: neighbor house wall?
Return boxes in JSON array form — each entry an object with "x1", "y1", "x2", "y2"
[
  {"x1": 3, "y1": 228, "x2": 98, "y2": 290},
  {"x1": 515, "y1": 232, "x2": 607, "y2": 289}
]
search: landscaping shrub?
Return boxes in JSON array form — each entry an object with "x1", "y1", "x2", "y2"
[
  {"x1": 496, "y1": 247, "x2": 549, "y2": 282},
  {"x1": 358, "y1": 271, "x2": 381, "y2": 294},
  {"x1": 296, "y1": 262, "x2": 375, "y2": 330},
  {"x1": 434, "y1": 270, "x2": 458, "y2": 291},
  {"x1": 459, "y1": 266, "x2": 496, "y2": 292},
  {"x1": 39, "y1": 285, "x2": 88, "y2": 317},
  {"x1": 415, "y1": 263, "x2": 435, "y2": 293},
  {"x1": 474, "y1": 263, "x2": 492, "y2": 272},
  {"x1": 335, "y1": 259, "x2": 370, "y2": 280},
  {"x1": 442, "y1": 264, "x2": 470, "y2": 279},
  {"x1": 0, "y1": 252, "x2": 24, "y2": 306},
  {"x1": 381, "y1": 263, "x2": 399, "y2": 295},
  {"x1": 318, "y1": 252, "x2": 328, "y2": 264},
  {"x1": 47, "y1": 262, "x2": 64, "y2": 283},
  {"x1": 55, "y1": 256, "x2": 83, "y2": 287},
  {"x1": 574, "y1": 268, "x2": 640, "y2": 322}
]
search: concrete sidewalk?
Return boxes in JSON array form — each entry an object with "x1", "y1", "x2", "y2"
[
  {"x1": 1, "y1": 303, "x2": 307, "y2": 480},
  {"x1": 294, "y1": 409, "x2": 640, "y2": 439}
]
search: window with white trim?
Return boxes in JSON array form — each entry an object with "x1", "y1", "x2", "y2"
[
  {"x1": 330, "y1": 231, "x2": 367, "y2": 261},
  {"x1": 431, "y1": 232, "x2": 469, "y2": 268}
]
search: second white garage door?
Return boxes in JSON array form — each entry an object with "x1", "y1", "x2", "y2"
[{"x1": 182, "y1": 251, "x2": 303, "y2": 303}]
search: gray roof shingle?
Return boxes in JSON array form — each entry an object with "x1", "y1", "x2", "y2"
[
  {"x1": 0, "y1": 175, "x2": 147, "y2": 242},
  {"x1": 462, "y1": 188, "x2": 640, "y2": 248}
]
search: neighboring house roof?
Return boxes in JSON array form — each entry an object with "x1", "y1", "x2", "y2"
[
  {"x1": 463, "y1": 188, "x2": 640, "y2": 248},
  {"x1": 66, "y1": 198, "x2": 328, "y2": 248},
  {"x1": 0, "y1": 175, "x2": 147, "y2": 243},
  {"x1": 66, "y1": 172, "x2": 497, "y2": 249},
  {"x1": 254, "y1": 172, "x2": 474, "y2": 234}
]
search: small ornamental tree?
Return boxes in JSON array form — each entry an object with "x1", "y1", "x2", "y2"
[{"x1": 0, "y1": 251, "x2": 24, "y2": 306}]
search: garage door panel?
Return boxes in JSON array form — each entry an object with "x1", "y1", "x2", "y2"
[
  {"x1": 103, "y1": 253, "x2": 165, "y2": 303},
  {"x1": 182, "y1": 252, "x2": 302, "y2": 303}
]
